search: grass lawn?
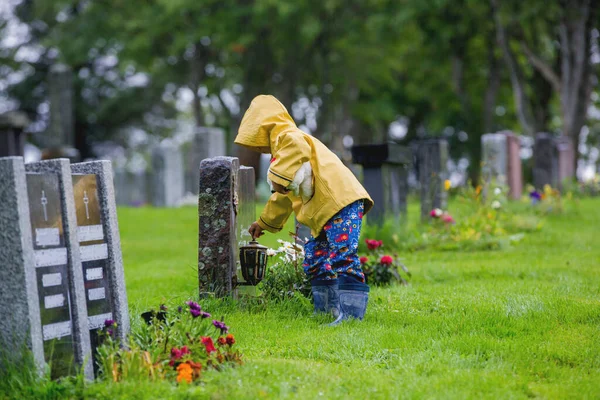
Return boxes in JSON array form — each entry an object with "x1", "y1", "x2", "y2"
[{"x1": 4, "y1": 199, "x2": 600, "y2": 399}]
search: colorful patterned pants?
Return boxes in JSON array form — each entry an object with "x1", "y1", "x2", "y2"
[{"x1": 303, "y1": 200, "x2": 366, "y2": 285}]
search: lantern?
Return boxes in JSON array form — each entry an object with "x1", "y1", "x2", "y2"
[{"x1": 238, "y1": 240, "x2": 268, "y2": 285}]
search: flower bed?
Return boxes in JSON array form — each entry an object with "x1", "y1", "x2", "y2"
[{"x1": 96, "y1": 301, "x2": 242, "y2": 385}]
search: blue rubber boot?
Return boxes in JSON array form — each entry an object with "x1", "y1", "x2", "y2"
[
  {"x1": 329, "y1": 281, "x2": 369, "y2": 326},
  {"x1": 311, "y1": 283, "x2": 340, "y2": 318}
]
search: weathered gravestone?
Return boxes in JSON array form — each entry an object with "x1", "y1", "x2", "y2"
[
  {"x1": 481, "y1": 131, "x2": 522, "y2": 199},
  {"x1": 41, "y1": 64, "x2": 80, "y2": 162},
  {"x1": 555, "y1": 136, "x2": 575, "y2": 187},
  {"x1": 24, "y1": 159, "x2": 94, "y2": 379},
  {"x1": 416, "y1": 138, "x2": 448, "y2": 221},
  {"x1": 351, "y1": 143, "x2": 412, "y2": 225},
  {"x1": 151, "y1": 140, "x2": 184, "y2": 207},
  {"x1": 198, "y1": 157, "x2": 239, "y2": 297},
  {"x1": 71, "y1": 161, "x2": 129, "y2": 370},
  {"x1": 187, "y1": 127, "x2": 226, "y2": 196}
]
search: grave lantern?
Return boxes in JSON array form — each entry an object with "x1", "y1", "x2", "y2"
[{"x1": 238, "y1": 241, "x2": 268, "y2": 286}]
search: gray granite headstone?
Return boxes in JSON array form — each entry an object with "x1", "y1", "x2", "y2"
[
  {"x1": 43, "y1": 64, "x2": 80, "y2": 162},
  {"x1": 188, "y1": 127, "x2": 226, "y2": 196},
  {"x1": 236, "y1": 166, "x2": 257, "y2": 295},
  {"x1": 151, "y1": 140, "x2": 184, "y2": 207},
  {"x1": 533, "y1": 133, "x2": 558, "y2": 190},
  {"x1": 0, "y1": 157, "x2": 45, "y2": 374},
  {"x1": 198, "y1": 156, "x2": 239, "y2": 297},
  {"x1": 416, "y1": 139, "x2": 448, "y2": 221},
  {"x1": 25, "y1": 158, "x2": 93, "y2": 380},
  {"x1": 0, "y1": 111, "x2": 30, "y2": 157},
  {"x1": 71, "y1": 161, "x2": 129, "y2": 368}
]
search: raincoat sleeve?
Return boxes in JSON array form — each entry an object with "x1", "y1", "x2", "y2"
[
  {"x1": 257, "y1": 192, "x2": 294, "y2": 233},
  {"x1": 267, "y1": 132, "x2": 311, "y2": 188}
]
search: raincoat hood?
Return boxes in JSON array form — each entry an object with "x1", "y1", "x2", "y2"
[{"x1": 234, "y1": 95, "x2": 296, "y2": 153}]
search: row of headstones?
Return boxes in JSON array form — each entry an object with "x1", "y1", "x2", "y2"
[
  {"x1": 0, "y1": 157, "x2": 128, "y2": 380},
  {"x1": 113, "y1": 127, "x2": 226, "y2": 207},
  {"x1": 481, "y1": 131, "x2": 574, "y2": 195}
]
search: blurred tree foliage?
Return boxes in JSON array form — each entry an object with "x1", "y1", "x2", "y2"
[{"x1": 0, "y1": 0, "x2": 597, "y2": 177}]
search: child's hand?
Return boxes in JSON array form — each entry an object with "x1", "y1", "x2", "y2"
[
  {"x1": 271, "y1": 181, "x2": 290, "y2": 195},
  {"x1": 249, "y1": 222, "x2": 264, "y2": 240}
]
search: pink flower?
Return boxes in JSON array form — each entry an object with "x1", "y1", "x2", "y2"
[
  {"x1": 430, "y1": 208, "x2": 443, "y2": 218},
  {"x1": 380, "y1": 255, "x2": 394, "y2": 265},
  {"x1": 360, "y1": 256, "x2": 369, "y2": 265},
  {"x1": 442, "y1": 214, "x2": 455, "y2": 224},
  {"x1": 365, "y1": 239, "x2": 383, "y2": 250}
]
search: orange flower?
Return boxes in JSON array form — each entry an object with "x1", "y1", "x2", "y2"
[
  {"x1": 176, "y1": 362, "x2": 193, "y2": 384},
  {"x1": 475, "y1": 185, "x2": 482, "y2": 196},
  {"x1": 226, "y1": 334, "x2": 235, "y2": 346}
]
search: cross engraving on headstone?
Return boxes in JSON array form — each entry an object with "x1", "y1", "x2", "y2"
[{"x1": 41, "y1": 190, "x2": 48, "y2": 221}]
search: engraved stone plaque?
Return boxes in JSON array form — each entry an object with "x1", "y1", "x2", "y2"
[{"x1": 26, "y1": 172, "x2": 75, "y2": 378}]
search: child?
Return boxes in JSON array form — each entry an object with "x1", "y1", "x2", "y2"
[{"x1": 235, "y1": 95, "x2": 374, "y2": 324}]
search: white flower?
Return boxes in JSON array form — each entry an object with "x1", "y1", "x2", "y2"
[
  {"x1": 266, "y1": 248, "x2": 277, "y2": 257},
  {"x1": 491, "y1": 200, "x2": 501, "y2": 209},
  {"x1": 494, "y1": 188, "x2": 502, "y2": 195},
  {"x1": 434, "y1": 208, "x2": 443, "y2": 217}
]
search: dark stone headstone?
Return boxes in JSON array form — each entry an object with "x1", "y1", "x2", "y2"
[
  {"x1": 416, "y1": 139, "x2": 448, "y2": 221},
  {"x1": 351, "y1": 143, "x2": 412, "y2": 225},
  {"x1": 236, "y1": 166, "x2": 257, "y2": 295},
  {"x1": 198, "y1": 157, "x2": 239, "y2": 297},
  {"x1": 0, "y1": 111, "x2": 29, "y2": 157},
  {"x1": 533, "y1": 133, "x2": 558, "y2": 190}
]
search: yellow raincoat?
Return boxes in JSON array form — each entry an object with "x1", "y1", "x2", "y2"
[{"x1": 234, "y1": 95, "x2": 373, "y2": 237}]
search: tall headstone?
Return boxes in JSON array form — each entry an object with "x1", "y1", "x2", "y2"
[
  {"x1": 151, "y1": 140, "x2": 184, "y2": 207},
  {"x1": 0, "y1": 157, "x2": 45, "y2": 373},
  {"x1": 24, "y1": 159, "x2": 93, "y2": 380},
  {"x1": 198, "y1": 157, "x2": 239, "y2": 297},
  {"x1": 0, "y1": 111, "x2": 30, "y2": 157},
  {"x1": 351, "y1": 143, "x2": 412, "y2": 225},
  {"x1": 481, "y1": 131, "x2": 522, "y2": 199},
  {"x1": 71, "y1": 161, "x2": 129, "y2": 366},
  {"x1": 42, "y1": 64, "x2": 80, "y2": 162},
  {"x1": 188, "y1": 127, "x2": 226, "y2": 196},
  {"x1": 533, "y1": 133, "x2": 558, "y2": 190},
  {"x1": 416, "y1": 138, "x2": 448, "y2": 221},
  {"x1": 236, "y1": 166, "x2": 257, "y2": 295},
  {"x1": 556, "y1": 136, "x2": 575, "y2": 187}
]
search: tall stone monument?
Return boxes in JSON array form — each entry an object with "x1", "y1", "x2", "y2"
[
  {"x1": 151, "y1": 140, "x2": 184, "y2": 207},
  {"x1": 416, "y1": 138, "x2": 448, "y2": 221},
  {"x1": 42, "y1": 64, "x2": 80, "y2": 162},
  {"x1": 481, "y1": 131, "x2": 522, "y2": 199}
]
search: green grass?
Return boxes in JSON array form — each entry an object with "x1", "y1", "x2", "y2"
[{"x1": 3, "y1": 199, "x2": 600, "y2": 399}]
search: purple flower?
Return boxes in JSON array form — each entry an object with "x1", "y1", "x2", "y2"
[
  {"x1": 107, "y1": 328, "x2": 114, "y2": 336},
  {"x1": 104, "y1": 319, "x2": 116, "y2": 328},
  {"x1": 212, "y1": 320, "x2": 229, "y2": 334},
  {"x1": 529, "y1": 191, "x2": 542, "y2": 200},
  {"x1": 201, "y1": 311, "x2": 211, "y2": 319},
  {"x1": 160, "y1": 304, "x2": 168, "y2": 311},
  {"x1": 186, "y1": 301, "x2": 201, "y2": 311},
  {"x1": 177, "y1": 306, "x2": 183, "y2": 313},
  {"x1": 190, "y1": 308, "x2": 201, "y2": 318}
]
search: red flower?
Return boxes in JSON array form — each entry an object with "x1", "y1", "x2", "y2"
[
  {"x1": 201, "y1": 336, "x2": 216, "y2": 353},
  {"x1": 217, "y1": 337, "x2": 227, "y2": 346},
  {"x1": 226, "y1": 334, "x2": 236, "y2": 346},
  {"x1": 442, "y1": 214, "x2": 455, "y2": 224},
  {"x1": 360, "y1": 256, "x2": 369, "y2": 265},
  {"x1": 365, "y1": 239, "x2": 383, "y2": 250},
  {"x1": 380, "y1": 255, "x2": 394, "y2": 265}
]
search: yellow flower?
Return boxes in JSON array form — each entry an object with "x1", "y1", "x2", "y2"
[
  {"x1": 444, "y1": 179, "x2": 451, "y2": 191},
  {"x1": 543, "y1": 184, "x2": 552, "y2": 195},
  {"x1": 475, "y1": 185, "x2": 482, "y2": 196}
]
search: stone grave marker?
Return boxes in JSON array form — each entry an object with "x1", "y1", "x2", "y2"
[
  {"x1": 416, "y1": 138, "x2": 448, "y2": 221},
  {"x1": 481, "y1": 131, "x2": 522, "y2": 199},
  {"x1": 0, "y1": 111, "x2": 30, "y2": 157},
  {"x1": 0, "y1": 157, "x2": 45, "y2": 373},
  {"x1": 198, "y1": 157, "x2": 239, "y2": 297},
  {"x1": 71, "y1": 161, "x2": 129, "y2": 371},
  {"x1": 351, "y1": 143, "x2": 412, "y2": 225},
  {"x1": 24, "y1": 158, "x2": 93, "y2": 380},
  {"x1": 236, "y1": 166, "x2": 257, "y2": 295},
  {"x1": 188, "y1": 127, "x2": 226, "y2": 196},
  {"x1": 533, "y1": 133, "x2": 558, "y2": 190},
  {"x1": 151, "y1": 140, "x2": 184, "y2": 207}
]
